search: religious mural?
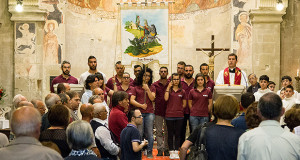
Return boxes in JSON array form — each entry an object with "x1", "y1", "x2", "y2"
[
  {"x1": 232, "y1": 0, "x2": 254, "y2": 66},
  {"x1": 40, "y1": 0, "x2": 63, "y2": 64},
  {"x1": 121, "y1": 9, "x2": 168, "y2": 65},
  {"x1": 15, "y1": 23, "x2": 36, "y2": 54}
]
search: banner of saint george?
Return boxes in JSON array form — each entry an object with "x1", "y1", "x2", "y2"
[{"x1": 121, "y1": 8, "x2": 168, "y2": 65}]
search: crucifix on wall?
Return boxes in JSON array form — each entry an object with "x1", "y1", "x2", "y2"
[{"x1": 196, "y1": 35, "x2": 230, "y2": 80}]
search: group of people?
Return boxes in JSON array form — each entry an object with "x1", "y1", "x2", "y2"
[{"x1": 0, "y1": 53, "x2": 299, "y2": 160}]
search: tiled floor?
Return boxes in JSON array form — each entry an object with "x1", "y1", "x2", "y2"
[{"x1": 142, "y1": 149, "x2": 179, "y2": 160}]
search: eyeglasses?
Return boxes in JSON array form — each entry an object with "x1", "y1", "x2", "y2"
[
  {"x1": 160, "y1": 71, "x2": 167, "y2": 73},
  {"x1": 172, "y1": 79, "x2": 180, "y2": 81},
  {"x1": 123, "y1": 77, "x2": 130, "y2": 79},
  {"x1": 134, "y1": 115, "x2": 143, "y2": 118}
]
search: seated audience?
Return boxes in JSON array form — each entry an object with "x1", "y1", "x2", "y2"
[
  {"x1": 41, "y1": 93, "x2": 62, "y2": 132},
  {"x1": 231, "y1": 92, "x2": 255, "y2": 131},
  {"x1": 65, "y1": 120, "x2": 100, "y2": 160},
  {"x1": 39, "y1": 104, "x2": 71, "y2": 158},
  {"x1": 31, "y1": 98, "x2": 46, "y2": 116},
  {"x1": 247, "y1": 73, "x2": 260, "y2": 94},
  {"x1": 245, "y1": 102, "x2": 261, "y2": 129},
  {"x1": 12, "y1": 94, "x2": 27, "y2": 109},
  {"x1": 284, "y1": 105, "x2": 300, "y2": 132},
  {"x1": 66, "y1": 91, "x2": 81, "y2": 121},
  {"x1": 80, "y1": 103, "x2": 94, "y2": 122},
  {"x1": 205, "y1": 95, "x2": 244, "y2": 160},
  {"x1": 57, "y1": 83, "x2": 70, "y2": 94},
  {"x1": 90, "y1": 103, "x2": 120, "y2": 160},
  {"x1": 17, "y1": 101, "x2": 34, "y2": 108},
  {"x1": 82, "y1": 75, "x2": 99, "y2": 104},
  {"x1": 238, "y1": 92, "x2": 300, "y2": 159},
  {"x1": 0, "y1": 106, "x2": 63, "y2": 159}
]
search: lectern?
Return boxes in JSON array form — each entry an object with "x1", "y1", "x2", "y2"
[{"x1": 213, "y1": 85, "x2": 246, "y2": 101}]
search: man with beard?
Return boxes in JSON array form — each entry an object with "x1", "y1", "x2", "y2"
[
  {"x1": 51, "y1": 61, "x2": 78, "y2": 93},
  {"x1": 152, "y1": 67, "x2": 170, "y2": 156},
  {"x1": 106, "y1": 61, "x2": 133, "y2": 90},
  {"x1": 180, "y1": 64, "x2": 194, "y2": 146},
  {"x1": 200, "y1": 63, "x2": 215, "y2": 94},
  {"x1": 168, "y1": 61, "x2": 186, "y2": 81},
  {"x1": 130, "y1": 65, "x2": 142, "y2": 87},
  {"x1": 79, "y1": 56, "x2": 107, "y2": 85}
]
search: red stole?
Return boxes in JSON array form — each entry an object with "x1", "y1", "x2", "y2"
[{"x1": 223, "y1": 67, "x2": 242, "y2": 85}]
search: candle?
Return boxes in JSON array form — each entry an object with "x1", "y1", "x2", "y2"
[{"x1": 297, "y1": 69, "x2": 299, "y2": 77}]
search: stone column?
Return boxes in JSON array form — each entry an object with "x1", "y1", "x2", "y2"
[
  {"x1": 250, "y1": 7, "x2": 286, "y2": 90},
  {"x1": 8, "y1": 0, "x2": 46, "y2": 101}
]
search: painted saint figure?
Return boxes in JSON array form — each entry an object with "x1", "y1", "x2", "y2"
[
  {"x1": 235, "y1": 12, "x2": 252, "y2": 63},
  {"x1": 16, "y1": 23, "x2": 35, "y2": 54},
  {"x1": 44, "y1": 20, "x2": 59, "y2": 64}
]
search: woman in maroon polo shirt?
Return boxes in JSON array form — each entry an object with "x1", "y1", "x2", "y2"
[
  {"x1": 117, "y1": 72, "x2": 135, "y2": 112},
  {"x1": 164, "y1": 73, "x2": 186, "y2": 159},
  {"x1": 188, "y1": 73, "x2": 213, "y2": 132},
  {"x1": 130, "y1": 68, "x2": 156, "y2": 158}
]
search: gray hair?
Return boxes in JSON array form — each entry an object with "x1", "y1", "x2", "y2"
[
  {"x1": 13, "y1": 94, "x2": 26, "y2": 108},
  {"x1": 88, "y1": 95, "x2": 101, "y2": 104},
  {"x1": 248, "y1": 73, "x2": 257, "y2": 78},
  {"x1": 45, "y1": 93, "x2": 60, "y2": 109},
  {"x1": 93, "y1": 103, "x2": 106, "y2": 117},
  {"x1": 10, "y1": 106, "x2": 41, "y2": 137},
  {"x1": 31, "y1": 98, "x2": 40, "y2": 108},
  {"x1": 66, "y1": 120, "x2": 94, "y2": 150},
  {"x1": 92, "y1": 87, "x2": 103, "y2": 95}
]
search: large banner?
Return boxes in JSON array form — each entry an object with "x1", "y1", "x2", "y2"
[{"x1": 121, "y1": 8, "x2": 168, "y2": 65}]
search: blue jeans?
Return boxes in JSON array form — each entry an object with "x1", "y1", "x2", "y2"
[
  {"x1": 189, "y1": 116, "x2": 209, "y2": 132},
  {"x1": 137, "y1": 113, "x2": 155, "y2": 153}
]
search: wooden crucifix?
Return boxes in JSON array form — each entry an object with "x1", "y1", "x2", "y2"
[{"x1": 196, "y1": 35, "x2": 230, "y2": 80}]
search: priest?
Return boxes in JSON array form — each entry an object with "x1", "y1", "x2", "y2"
[{"x1": 216, "y1": 53, "x2": 248, "y2": 87}]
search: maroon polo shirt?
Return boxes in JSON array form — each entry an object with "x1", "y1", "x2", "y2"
[
  {"x1": 181, "y1": 78, "x2": 195, "y2": 114},
  {"x1": 206, "y1": 76, "x2": 215, "y2": 94},
  {"x1": 152, "y1": 80, "x2": 169, "y2": 117},
  {"x1": 165, "y1": 88, "x2": 186, "y2": 118},
  {"x1": 117, "y1": 85, "x2": 135, "y2": 110},
  {"x1": 106, "y1": 75, "x2": 133, "y2": 90},
  {"x1": 50, "y1": 75, "x2": 78, "y2": 93},
  {"x1": 132, "y1": 85, "x2": 156, "y2": 114},
  {"x1": 188, "y1": 88, "x2": 212, "y2": 117},
  {"x1": 108, "y1": 105, "x2": 128, "y2": 143},
  {"x1": 130, "y1": 78, "x2": 138, "y2": 87}
]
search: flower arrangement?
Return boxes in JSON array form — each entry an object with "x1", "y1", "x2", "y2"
[{"x1": 0, "y1": 86, "x2": 6, "y2": 104}]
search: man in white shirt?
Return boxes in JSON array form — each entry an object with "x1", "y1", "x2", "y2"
[
  {"x1": 90, "y1": 103, "x2": 120, "y2": 159},
  {"x1": 79, "y1": 56, "x2": 107, "y2": 85},
  {"x1": 216, "y1": 53, "x2": 248, "y2": 87},
  {"x1": 238, "y1": 92, "x2": 300, "y2": 160}
]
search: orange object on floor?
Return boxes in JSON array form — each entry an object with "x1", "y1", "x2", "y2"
[{"x1": 142, "y1": 149, "x2": 179, "y2": 160}]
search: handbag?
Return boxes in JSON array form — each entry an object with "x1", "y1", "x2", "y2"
[{"x1": 186, "y1": 123, "x2": 208, "y2": 160}]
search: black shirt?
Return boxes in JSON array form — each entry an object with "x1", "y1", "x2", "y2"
[
  {"x1": 120, "y1": 124, "x2": 141, "y2": 160},
  {"x1": 206, "y1": 125, "x2": 244, "y2": 160}
]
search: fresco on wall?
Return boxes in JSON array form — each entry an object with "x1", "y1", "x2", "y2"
[
  {"x1": 15, "y1": 23, "x2": 36, "y2": 54},
  {"x1": 232, "y1": 0, "x2": 254, "y2": 66},
  {"x1": 43, "y1": 20, "x2": 60, "y2": 64},
  {"x1": 121, "y1": 9, "x2": 168, "y2": 65}
]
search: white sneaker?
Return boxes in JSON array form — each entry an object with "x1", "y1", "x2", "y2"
[
  {"x1": 173, "y1": 150, "x2": 179, "y2": 159},
  {"x1": 169, "y1": 150, "x2": 175, "y2": 159}
]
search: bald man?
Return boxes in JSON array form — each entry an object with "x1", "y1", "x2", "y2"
[
  {"x1": 17, "y1": 101, "x2": 34, "y2": 108},
  {"x1": 0, "y1": 106, "x2": 63, "y2": 159},
  {"x1": 92, "y1": 87, "x2": 105, "y2": 102},
  {"x1": 80, "y1": 103, "x2": 94, "y2": 122}
]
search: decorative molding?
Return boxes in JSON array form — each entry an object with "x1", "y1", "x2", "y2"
[
  {"x1": 250, "y1": 9, "x2": 286, "y2": 23},
  {"x1": 8, "y1": 0, "x2": 46, "y2": 21}
]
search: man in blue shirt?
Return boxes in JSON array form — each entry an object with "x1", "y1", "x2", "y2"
[
  {"x1": 231, "y1": 92, "x2": 255, "y2": 131},
  {"x1": 120, "y1": 109, "x2": 148, "y2": 160}
]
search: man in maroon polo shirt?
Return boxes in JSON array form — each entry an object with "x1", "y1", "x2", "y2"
[
  {"x1": 108, "y1": 91, "x2": 129, "y2": 144},
  {"x1": 50, "y1": 60, "x2": 78, "y2": 93},
  {"x1": 130, "y1": 64, "x2": 142, "y2": 87},
  {"x1": 200, "y1": 63, "x2": 215, "y2": 94},
  {"x1": 152, "y1": 67, "x2": 170, "y2": 156},
  {"x1": 168, "y1": 61, "x2": 186, "y2": 81},
  {"x1": 107, "y1": 61, "x2": 133, "y2": 90},
  {"x1": 180, "y1": 64, "x2": 194, "y2": 145}
]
